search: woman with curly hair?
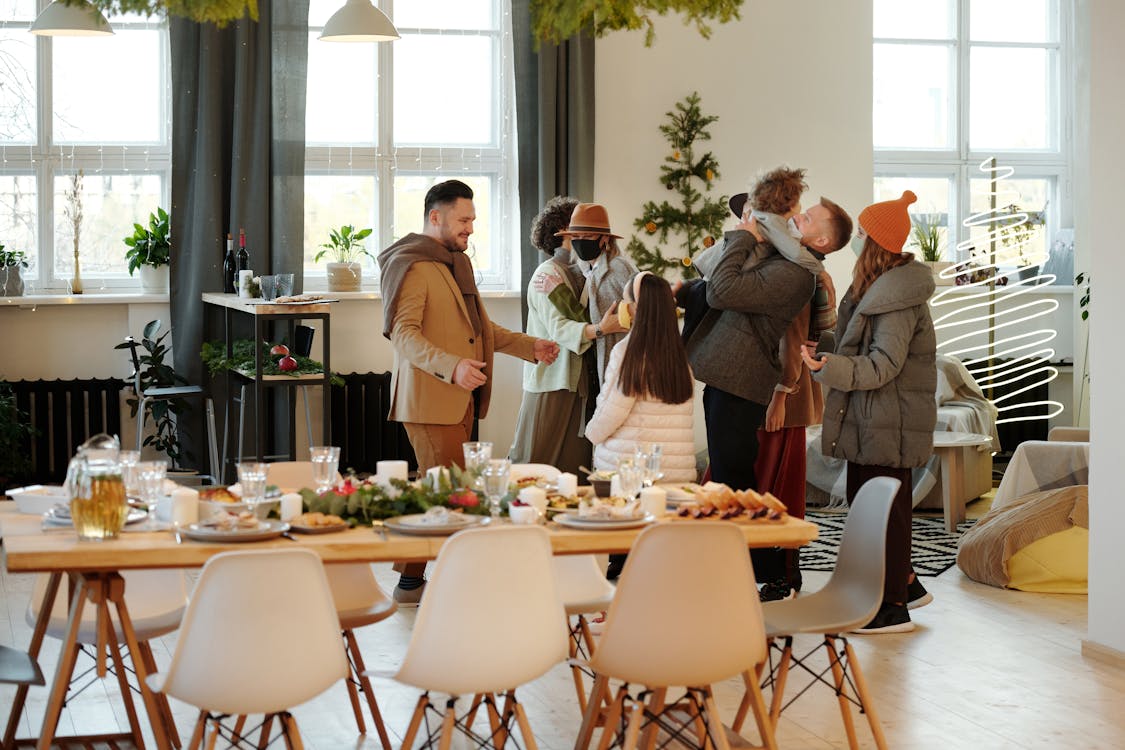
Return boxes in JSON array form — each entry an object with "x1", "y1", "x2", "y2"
[{"x1": 510, "y1": 197, "x2": 624, "y2": 473}]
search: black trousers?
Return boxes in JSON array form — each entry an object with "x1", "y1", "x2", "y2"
[
  {"x1": 845, "y1": 462, "x2": 914, "y2": 604},
  {"x1": 702, "y1": 385, "x2": 767, "y2": 491}
]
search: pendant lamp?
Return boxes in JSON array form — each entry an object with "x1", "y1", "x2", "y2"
[
  {"x1": 319, "y1": 0, "x2": 399, "y2": 42},
  {"x1": 29, "y1": 0, "x2": 114, "y2": 37}
]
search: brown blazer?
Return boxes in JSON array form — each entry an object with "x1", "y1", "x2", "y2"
[
  {"x1": 388, "y1": 261, "x2": 536, "y2": 424},
  {"x1": 778, "y1": 303, "x2": 825, "y2": 428}
]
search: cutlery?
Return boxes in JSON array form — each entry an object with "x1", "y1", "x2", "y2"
[
  {"x1": 372, "y1": 519, "x2": 388, "y2": 541},
  {"x1": 280, "y1": 531, "x2": 299, "y2": 542},
  {"x1": 173, "y1": 528, "x2": 183, "y2": 544}
]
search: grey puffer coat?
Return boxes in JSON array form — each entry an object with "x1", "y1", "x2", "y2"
[{"x1": 815, "y1": 260, "x2": 937, "y2": 469}]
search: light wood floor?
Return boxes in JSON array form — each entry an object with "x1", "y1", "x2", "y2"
[{"x1": 2, "y1": 550, "x2": 1122, "y2": 749}]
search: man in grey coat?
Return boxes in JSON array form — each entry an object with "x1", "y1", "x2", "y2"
[{"x1": 682, "y1": 198, "x2": 852, "y2": 493}]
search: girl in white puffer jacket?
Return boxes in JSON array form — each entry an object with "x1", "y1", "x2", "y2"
[{"x1": 585, "y1": 272, "x2": 697, "y2": 483}]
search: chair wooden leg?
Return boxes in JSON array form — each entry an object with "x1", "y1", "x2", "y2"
[
  {"x1": 731, "y1": 670, "x2": 754, "y2": 735},
  {"x1": 733, "y1": 675, "x2": 776, "y2": 750},
  {"x1": 464, "y1": 693, "x2": 485, "y2": 732},
  {"x1": 400, "y1": 694, "x2": 429, "y2": 750},
  {"x1": 437, "y1": 700, "x2": 457, "y2": 750},
  {"x1": 824, "y1": 636, "x2": 860, "y2": 750},
  {"x1": 343, "y1": 660, "x2": 367, "y2": 734},
  {"x1": 204, "y1": 719, "x2": 219, "y2": 750},
  {"x1": 575, "y1": 674, "x2": 610, "y2": 750},
  {"x1": 569, "y1": 616, "x2": 589, "y2": 714},
  {"x1": 489, "y1": 693, "x2": 509, "y2": 750},
  {"x1": 842, "y1": 639, "x2": 888, "y2": 750},
  {"x1": 768, "y1": 640, "x2": 792, "y2": 731},
  {"x1": 186, "y1": 711, "x2": 208, "y2": 750},
  {"x1": 345, "y1": 629, "x2": 392, "y2": 750},
  {"x1": 103, "y1": 611, "x2": 147, "y2": 750},
  {"x1": 513, "y1": 696, "x2": 539, "y2": 750},
  {"x1": 37, "y1": 578, "x2": 90, "y2": 750},
  {"x1": 108, "y1": 573, "x2": 172, "y2": 750},
  {"x1": 595, "y1": 686, "x2": 628, "y2": 750},
  {"x1": 230, "y1": 715, "x2": 248, "y2": 745},
  {"x1": 619, "y1": 702, "x2": 645, "y2": 750},
  {"x1": 639, "y1": 687, "x2": 666, "y2": 750},
  {"x1": 139, "y1": 640, "x2": 182, "y2": 749},
  {"x1": 258, "y1": 715, "x2": 276, "y2": 750},
  {"x1": 702, "y1": 689, "x2": 736, "y2": 750},
  {"x1": 5, "y1": 573, "x2": 60, "y2": 750},
  {"x1": 281, "y1": 713, "x2": 305, "y2": 750}
]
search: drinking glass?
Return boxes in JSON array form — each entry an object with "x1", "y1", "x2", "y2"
[
  {"x1": 309, "y1": 445, "x2": 341, "y2": 493},
  {"x1": 136, "y1": 460, "x2": 168, "y2": 528},
  {"x1": 237, "y1": 462, "x2": 270, "y2": 518},
  {"x1": 634, "y1": 442, "x2": 663, "y2": 487},
  {"x1": 275, "y1": 273, "x2": 294, "y2": 298},
  {"x1": 481, "y1": 458, "x2": 511, "y2": 520},
  {"x1": 259, "y1": 274, "x2": 278, "y2": 301},
  {"x1": 616, "y1": 457, "x2": 643, "y2": 499},
  {"x1": 119, "y1": 449, "x2": 142, "y2": 499},
  {"x1": 462, "y1": 441, "x2": 493, "y2": 492}
]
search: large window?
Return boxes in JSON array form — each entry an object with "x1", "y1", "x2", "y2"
[
  {"x1": 873, "y1": 0, "x2": 1071, "y2": 269},
  {"x1": 304, "y1": 0, "x2": 518, "y2": 290},
  {"x1": 0, "y1": 1, "x2": 170, "y2": 292}
]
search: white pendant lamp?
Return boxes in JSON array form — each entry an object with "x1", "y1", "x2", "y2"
[
  {"x1": 319, "y1": 0, "x2": 400, "y2": 42},
  {"x1": 29, "y1": 0, "x2": 114, "y2": 37}
]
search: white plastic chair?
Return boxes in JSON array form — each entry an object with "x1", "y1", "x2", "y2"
[
  {"x1": 551, "y1": 554, "x2": 616, "y2": 714},
  {"x1": 732, "y1": 476, "x2": 898, "y2": 750},
  {"x1": 574, "y1": 523, "x2": 777, "y2": 750},
  {"x1": 146, "y1": 548, "x2": 348, "y2": 749},
  {"x1": 372, "y1": 524, "x2": 568, "y2": 750}
]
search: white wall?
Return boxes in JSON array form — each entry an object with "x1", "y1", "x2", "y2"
[{"x1": 1082, "y1": 0, "x2": 1125, "y2": 657}]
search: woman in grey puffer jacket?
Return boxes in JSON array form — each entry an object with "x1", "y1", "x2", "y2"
[{"x1": 801, "y1": 190, "x2": 936, "y2": 634}]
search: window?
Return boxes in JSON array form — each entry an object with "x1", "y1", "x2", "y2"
[
  {"x1": 873, "y1": 0, "x2": 1071, "y2": 269},
  {"x1": 304, "y1": 0, "x2": 518, "y2": 290},
  {"x1": 0, "y1": 2, "x2": 171, "y2": 292}
]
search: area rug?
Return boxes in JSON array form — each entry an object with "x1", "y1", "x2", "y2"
[{"x1": 800, "y1": 510, "x2": 976, "y2": 577}]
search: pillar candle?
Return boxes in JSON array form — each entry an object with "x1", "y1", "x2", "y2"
[
  {"x1": 376, "y1": 460, "x2": 409, "y2": 481},
  {"x1": 556, "y1": 472, "x2": 578, "y2": 497}
]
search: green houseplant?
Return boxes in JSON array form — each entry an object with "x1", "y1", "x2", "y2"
[
  {"x1": 910, "y1": 212, "x2": 952, "y2": 286},
  {"x1": 997, "y1": 203, "x2": 1045, "y2": 279},
  {"x1": 124, "y1": 207, "x2": 171, "y2": 293},
  {"x1": 1, "y1": 245, "x2": 29, "y2": 297},
  {"x1": 317, "y1": 224, "x2": 373, "y2": 292},
  {"x1": 115, "y1": 319, "x2": 190, "y2": 468},
  {"x1": 0, "y1": 383, "x2": 36, "y2": 491}
]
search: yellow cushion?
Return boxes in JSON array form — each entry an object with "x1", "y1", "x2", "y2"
[{"x1": 1006, "y1": 527, "x2": 1088, "y2": 594}]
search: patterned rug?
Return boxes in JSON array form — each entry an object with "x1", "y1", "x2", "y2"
[{"x1": 801, "y1": 510, "x2": 976, "y2": 577}]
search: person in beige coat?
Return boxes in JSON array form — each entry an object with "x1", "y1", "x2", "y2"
[{"x1": 377, "y1": 179, "x2": 559, "y2": 603}]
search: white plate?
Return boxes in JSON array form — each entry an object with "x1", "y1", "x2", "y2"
[
  {"x1": 510, "y1": 464, "x2": 560, "y2": 483},
  {"x1": 658, "y1": 483, "x2": 704, "y2": 503},
  {"x1": 384, "y1": 514, "x2": 489, "y2": 536},
  {"x1": 7, "y1": 485, "x2": 69, "y2": 515},
  {"x1": 554, "y1": 512, "x2": 655, "y2": 530},
  {"x1": 43, "y1": 506, "x2": 149, "y2": 527},
  {"x1": 176, "y1": 519, "x2": 290, "y2": 542}
]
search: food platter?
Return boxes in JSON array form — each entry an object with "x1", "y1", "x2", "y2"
[
  {"x1": 383, "y1": 513, "x2": 489, "y2": 536},
  {"x1": 553, "y1": 512, "x2": 655, "y2": 530},
  {"x1": 43, "y1": 505, "x2": 149, "y2": 528},
  {"x1": 175, "y1": 519, "x2": 290, "y2": 543},
  {"x1": 288, "y1": 521, "x2": 349, "y2": 534}
]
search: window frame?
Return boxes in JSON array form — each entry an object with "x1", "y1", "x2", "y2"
[{"x1": 873, "y1": 0, "x2": 1074, "y2": 270}]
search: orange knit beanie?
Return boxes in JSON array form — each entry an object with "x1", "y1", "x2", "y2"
[{"x1": 858, "y1": 190, "x2": 917, "y2": 254}]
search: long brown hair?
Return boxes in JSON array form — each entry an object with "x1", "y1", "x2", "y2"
[
  {"x1": 618, "y1": 274, "x2": 693, "y2": 404},
  {"x1": 852, "y1": 235, "x2": 915, "y2": 301}
]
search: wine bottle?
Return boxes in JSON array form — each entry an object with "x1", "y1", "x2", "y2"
[
  {"x1": 222, "y1": 233, "x2": 236, "y2": 293},
  {"x1": 237, "y1": 228, "x2": 250, "y2": 275}
]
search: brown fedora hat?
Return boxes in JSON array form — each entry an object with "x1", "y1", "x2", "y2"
[{"x1": 555, "y1": 203, "x2": 623, "y2": 239}]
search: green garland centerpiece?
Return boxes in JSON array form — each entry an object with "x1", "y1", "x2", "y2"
[{"x1": 201, "y1": 339, "x2": 343, "y2": 384}]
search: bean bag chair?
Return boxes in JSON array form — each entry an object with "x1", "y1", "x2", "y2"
[{"x1": 956, "y1": 485, "x2": 1088, "y2": 593}]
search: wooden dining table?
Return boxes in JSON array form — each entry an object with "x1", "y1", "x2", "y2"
[{"x1": 0, "y1": 504, "x2": 817, "y2": 749}]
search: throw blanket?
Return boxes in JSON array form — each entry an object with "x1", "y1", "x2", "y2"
[{"x1": 936, "y1": 354, "x2": 1001, "y2": 451}]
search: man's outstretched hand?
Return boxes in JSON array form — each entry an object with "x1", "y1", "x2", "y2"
[
  {"x1": 533, "y1": 339, "x2": 560, "y2": 365},
  {"x1": 453, "y1": 358, "x2": 488, "y2": 390}
]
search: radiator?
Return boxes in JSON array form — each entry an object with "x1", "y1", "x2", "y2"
[
  {"x1": 7, "y1": 378, "x2": 127, "y2": 486},
  {"x1": 330, "y1": 372, "x2": 417, "y2": 475}
]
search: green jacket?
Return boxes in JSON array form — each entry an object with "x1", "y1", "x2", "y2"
[{"x1": 522, "y1": 257, "x2": 592, "y2": 393}]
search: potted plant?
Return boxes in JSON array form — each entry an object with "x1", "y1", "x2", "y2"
[
  {"x1": 124, "y1": 207, "x2": 171, "y2": 293},
  {"x1": 114, "y1": 319, "x2": 190, "y2": 468},
  {"x1": 0, "y1": 383, "x2": 36, "y2": 491},
  {"x1": 998, "y1": 203, "x2": 1045, "y2": 281},
  {"x1": 0, "y1": 245, "x2": 29, "y2": 297},
  {"x1": 316, "y1": 224, "x2": 373, "y2": 292},
  {"x1": 910, "y1": 212, "x2": 952, "y2": 286}
]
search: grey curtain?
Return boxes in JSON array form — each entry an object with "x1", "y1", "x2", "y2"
[
  {"x1": 512, "y1": 1, "x2": 596, "y2": 324},
  {"x1": 169, "y1": 0, "x2": 308, "y2": 475}
]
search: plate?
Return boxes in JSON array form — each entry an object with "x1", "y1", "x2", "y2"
[
  {"x1": 176, "y1": 519, "x2": 290, "y2": 543},
  {"x1": 43, "y1": 505, "x2": 149, "y2": 527},
  {"x1": 554, "y1": 512, "x2": 655, "y2": 530},
  {"x1": 384, "y1": 514, "x2": 489, "y2": 536},
  {"x1": 658, "y1": 483, "x2": 704, "y2": 504},
  {"x1": 288, "y1": 521, "x2": 349, "y2": 535},
  {"x1": 510, "y1": 463, "x2": 561, "y2": 483},
  {"x1": 7, "y1": 485, "x2": 69, "y2": 515}
]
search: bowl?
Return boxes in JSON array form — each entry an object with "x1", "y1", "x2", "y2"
[
  {"x1": 508, "y1": 504, "x2": 539, "y2": 525},
  {"x1": 590, "y1": 478, "x2": 612, "y2": 498},
  {"x1": 7, "y1": 485, "x2": 69, "y2": 515}
]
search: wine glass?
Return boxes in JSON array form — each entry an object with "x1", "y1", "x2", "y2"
[
  {"x1": 309, "y1": 445, "x2": 341, "y2": 494},
  {"x1": 236, "y1": 462, "x2": 270, "y2": 520},
  {"x1": 119, "y1": 450, "x2": 142, "y2": 499},
  {"x1": 136, "y1": 460, "x2": 168, "y2": 529},
  {"x1": 635, "y1": 442, "x2": 663, "y2": 487},
  {"x1": 481, "y1": 458, "x2": 511, "y2": 520},
  {"x1": 462, "y1": 441, "x2": 493, "y2": 493},
  {"x1": 616, "y1": 457, "x2": 643, "y2": 500}
]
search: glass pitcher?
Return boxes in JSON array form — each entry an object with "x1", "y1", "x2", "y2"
[{"x1": 65, "y1": 433, "x2": 128, "y2": 541}]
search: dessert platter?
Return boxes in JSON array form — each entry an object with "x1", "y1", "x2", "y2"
[
  {"x1": 553, "y1": 497, "x2": 655, "y2": 530},
  {"x1": 670, "y1": 483, "x2": 788, "y2": 522},
  {"x1": 176, "y1": 510, "x2": 290, "y2": 542},
  {"x1": 383, "y1": 506, "x2": 490, "y2": 536},
  {"x1": 287, "y1": 511, "x2": 349, "y2": 534}
]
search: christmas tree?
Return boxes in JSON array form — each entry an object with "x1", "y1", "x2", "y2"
[{"x1": 626, "y1": 92, "x2": 728, "y2": 279}]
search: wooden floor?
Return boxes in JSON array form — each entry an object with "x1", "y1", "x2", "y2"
[{"x1": 3, "y1": 543, "x2": 1123, "y2": 749}]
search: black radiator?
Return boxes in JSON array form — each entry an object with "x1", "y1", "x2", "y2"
[
  {"x1": 330, "y1": 372, "x2": 417, "y2": 475},
  {"x1": 5, "y1": 378, "x2": 127, "y2": 488}
]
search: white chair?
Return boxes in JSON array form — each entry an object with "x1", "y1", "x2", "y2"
[
  {"x1": 551, "y1": 554, "x2": 615, "y2": 714},
  {"x1": 12, "y1": 570, "x2": 189, "y2": 749},
  {"x1": 371, "y1": 524, "x2": 568, "y2": 750},
  {"x1": 574, "y1": 523, "x2": 777, "y2": 750},
  {"x1": 146, "y1": 548, "x2": 348, "y2": 749},
  {"x1": 732, "y1": 476, "x2": 898, "y2": 750}
]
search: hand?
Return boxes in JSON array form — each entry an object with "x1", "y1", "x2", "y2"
[
  {"x1": 800, "y1": 344, "x2": 826, "y2": 372},
  {"x1": 735, "y1": 215, "x2": 764, "y2": 242},
  {"x1": 598, "y1": 301, "x2": 625, "y2": 335},
  {"x1": 452, "y1": 358, "x2": 488, "y2": 391},
  {"x1": 764, "y1": 391, "x2": 786, "y2": 432},
  {"x1": 532, "y1": 271, "x2": 563, "y2": 295},
  {"x1": 671, "y1": 279, "x2": 684, "y2": 297},
  {"x1": 533, "y1": 338, "x2": 560, "y2": 365}
]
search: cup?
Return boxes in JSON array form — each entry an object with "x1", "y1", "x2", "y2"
[
  {"x1": 639, "y1": 486, "x2": 667, "y2": 519},
  {"x1": 376, "y1": 460, "x2": 409, "y2": 481},
  {"x1": 119, "y1": 450, "x2": 142, "y2": 498},
  {"x1": 509, "y1": 504, "x2": 538, "y2": 525},
  {"x1": 616, "y1": 457, "x2": 643, "y2": 499},
  {"x1": 309, "y1": 445, "x2": 341, "y2": 493},
  {"x1": 461, "y1": 441, "x2": 492, "y2": 491},
  {"x1": 518, "y1": 485, "x2": 548, "y2": 516},
  {"x1": 137, "y1": 460, "x2": 168, "y2": 512},
  {"x1": 556, "y1": 472, "x2": 578, "y2": 498},
  {"x1": 481, "y1": 458, "x2": 511, "y2": 519},
  {"x1": 237, "y1": 270, "x2": 254, "y2": 298},
  {"x1": 170, "y1": 487, "x2": 199, "y2": 526},
  {"x1": 276, "y1": 273, "x2": 294, "y2": 298},
  {"x1": 635, "y1": 443, "x2": 663, "y2": 487},
  {"x1": 259, "y1": 274, "x2": 278, "y2": 301},
  {"x1": 236, "y1": 461, "x2": 270, "y2": 513}
]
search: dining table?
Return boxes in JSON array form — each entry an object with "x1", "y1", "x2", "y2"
[{"x1": 0, "y1": 501, "x2": 818, "y2": 750}]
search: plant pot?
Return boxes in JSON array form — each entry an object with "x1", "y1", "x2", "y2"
[
  {"x1": 326, "y1": 262, "x2": 362, "y2": 292},
  {"x1": 1018, "y1": 265, "x2": 1041, "y2": 282},
  {"x1": 925, "y1": 260, "x2": 954, "y2": 286},
  {"x1": 140, "y1": 264, "x2": 169, "y2": 293},
  {"x1": 1, "y1": 266, "x2": 25, "y2": 296}
]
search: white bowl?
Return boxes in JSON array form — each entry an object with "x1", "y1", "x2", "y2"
[
  {"x1": 7, "y1": 485, "x2": 69, "y2": 515},
  {"x1": 508, "y1": 504, "x2": 540, "y2": 525}
]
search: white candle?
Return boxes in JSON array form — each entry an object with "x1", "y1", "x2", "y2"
[
  {"x1": 610, "y1": 475, "x2": 623, "y2": 498},
  {"x1": 639, "y1": 486, "x2": 667, "y2": 519},
  {"x1": 279, "y1": 493, "x2": 303, "y2": 521},
  {"x1": 425, "y1": 466, "x2": 449, "y2": 489},
  {"x1": 377, "y1": 460, "x2": 409, "y2": 481},
  {"x1": 556, "y1": 472, "x2": 578, "y2": 497},
  {"x1": 518, "y1": 486, "x2": 548, "y2": 515},
  {"x1": 170, "y1": 487, "x2": 199, "y2": 526}
]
